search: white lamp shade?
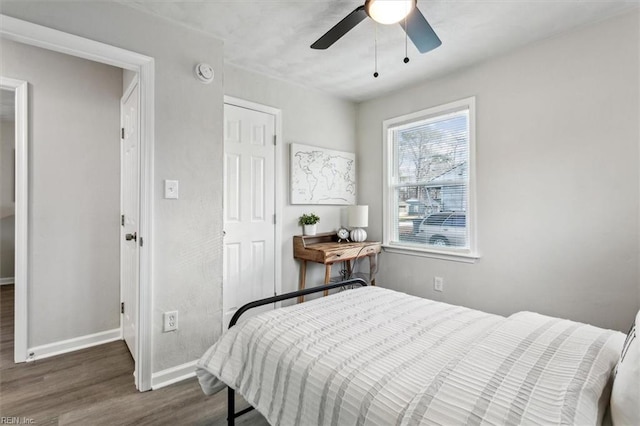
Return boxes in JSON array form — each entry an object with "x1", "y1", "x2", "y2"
[{"x1": 348, "y1": 205, "x2": 368, "y2": 228}]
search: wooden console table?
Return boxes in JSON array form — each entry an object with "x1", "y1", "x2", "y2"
[{"x1": 293, "y1": 232, "x2": 382, "y2": 302}]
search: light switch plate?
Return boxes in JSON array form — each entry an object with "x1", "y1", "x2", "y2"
[{"x1": 164, "y1": 180, "x2": 179, "y2": 199}]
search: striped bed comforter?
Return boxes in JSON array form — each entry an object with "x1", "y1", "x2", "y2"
[{"x1": 196, "y1": 286, "x2": 624, "y2": 425}]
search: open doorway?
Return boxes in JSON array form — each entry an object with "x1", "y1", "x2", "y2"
[
  {"x1": 1, "y1": 14, "x2": 155, "y2": 391},
  {"x1": 0, "y1": 77, "x2": 27, "y2": 365},
  {"x1": 1, "y1": 40, "x2": 126, "y2": 358},
  {"x1": 0, "y1": 88, "x2": 16, "y2": 366},
  {"x1": 0, "y1": 89, "x2": 15, "y2": 288},
  {"x1": 0, "y1": 57, "x2": 140, "y2": 384}
]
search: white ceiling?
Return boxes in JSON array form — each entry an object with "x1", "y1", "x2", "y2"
[{"x1": 126, "y1": 0, "x2": 638, "y2": 102}]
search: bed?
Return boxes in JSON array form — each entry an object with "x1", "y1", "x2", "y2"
[{"x1": 196, "y1": 280, "x2": 632, "y2": 426}]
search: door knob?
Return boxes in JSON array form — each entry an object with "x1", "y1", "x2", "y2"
[{"x1": 125, "y1": 232, "x2": 137, "y2": 242}]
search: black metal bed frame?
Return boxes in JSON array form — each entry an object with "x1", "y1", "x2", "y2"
[{"x1": 226, "y1": 278, "x2": 368, "y2": 426}]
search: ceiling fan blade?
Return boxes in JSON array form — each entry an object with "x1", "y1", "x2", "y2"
[
  {"x1": 311, "y1": 6, "x2": 368, "y2": 49},
  {"x1": 400, "y1": 7, "x2": 442, "y2": 53}
]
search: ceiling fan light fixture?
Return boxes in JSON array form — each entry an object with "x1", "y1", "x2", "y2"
[{"x1": 365, "y1": 0, "x2": 416, "y2": 25}]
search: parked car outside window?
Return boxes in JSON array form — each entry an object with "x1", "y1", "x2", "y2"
[{"x1": 413, "y1": 212, "x2": 467, "y2": 247}]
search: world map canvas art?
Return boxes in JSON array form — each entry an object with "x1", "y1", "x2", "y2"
[{"x1": 290, "y1": 143, "x2": 356, "y2": 205}]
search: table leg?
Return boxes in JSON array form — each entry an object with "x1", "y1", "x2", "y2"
[
  {"x1": 369, "y1": 254, "x2": 377, "y2": 286},
  {"x1": 298, "y1": 260, "x2": 307, "y2": 303},
  {"x1": 324, "y1": 264, "x2": 332, "y2": 296}
]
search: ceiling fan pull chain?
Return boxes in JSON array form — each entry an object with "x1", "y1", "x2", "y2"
[
  {"x1": 404, "y1": 15, "x2": 410, "y2": 64},
  {"x1": 374, "y1": 22, "x2": 379, "y2": 78}
]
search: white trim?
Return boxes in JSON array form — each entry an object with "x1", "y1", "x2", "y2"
[
  {"x1": 0, "y1": 15, "x2": 148, "y2": 71},
  {"x1": 383, "y1": 245, "x2": 480, "y2": 263},
  {"x1": 382, "y1": 96, "x2": 479, "y2": 262},
  {"x1": 223, "y1": 96, "x2": 283, "y2": 298},
  {"x1": 0, "y1": 277, "x2": 15, "y2": 285},
  {"x1": 0, "y1": 77, "x2": 28, "y2": 363},
  {"x1": 223, "y1": 96, "x2": 282, "y2": 117},
  {"x1": 151, "y1": 360, "x2": 198, "y2": 390},
  {"x1": 27, "y1": 328, "x2": 122, "y2": 362},
  {"x1": 274, "y1": 103, "x2": 283, "y2": 300},
  {"x1": 137, "y1": 52, "x2": 155, "y2": 393},
  {"x1": 1, "y1": 14, "x2": 155, "y2": 391}
]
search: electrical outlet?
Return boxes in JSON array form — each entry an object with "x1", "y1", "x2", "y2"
[
  {"x1": 163, "y1": 311, "x2": 178, "y2": 332},
  {"x1": 434, "y1": 276, "x2": 444, "y2": 292}
]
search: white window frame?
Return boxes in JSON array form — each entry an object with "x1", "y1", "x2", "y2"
[{"x1": 382, "y1": 97, "x2": 479, "y2": 263}]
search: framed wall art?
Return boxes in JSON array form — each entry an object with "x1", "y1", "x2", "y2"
[{"x1": 290, "y1": 143, "x2": 356, "y2": 205}]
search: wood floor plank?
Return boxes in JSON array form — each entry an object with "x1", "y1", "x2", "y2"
[{"x1": 0, "y1": 285, "x2": 269, "y2": 425}]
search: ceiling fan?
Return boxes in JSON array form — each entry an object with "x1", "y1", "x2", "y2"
[{"x1": 311, "y1": 0, "x2": 441, "y2": 54}]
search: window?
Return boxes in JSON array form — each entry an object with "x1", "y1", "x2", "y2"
[{"x1": 383, "y1": 97, "x2": 477, "y2": 261}]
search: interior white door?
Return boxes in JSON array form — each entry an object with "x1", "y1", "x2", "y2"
[
  {"x1": 120, "y1": 82, "x2": 140, "y2": 361},
  {"x1": 223, "y1": 104, "x2": 276, "y2": 328}
]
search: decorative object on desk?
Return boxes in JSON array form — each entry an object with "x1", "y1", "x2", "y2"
[
  {"x1": 337, "y1": 227, "x2": 350, "y2": 242},
  {"x1": 299, "y1": 213, "x2": 320, "y2": 236},
  {"x1": 290, "y1": 143, "x2": 356, "y2": 205},
  {"x1": 348, "y1": 205, "x2": 368, "y2": 242}
]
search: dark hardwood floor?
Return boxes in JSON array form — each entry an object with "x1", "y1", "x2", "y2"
[{"x1": 0, "y1": 284, "x2": 268, "y2": 425}]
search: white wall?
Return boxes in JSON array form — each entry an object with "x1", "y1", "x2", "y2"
[
  {"x1": 0, "y1": 117, "x2": 14, "y2": 279},
  {"x1": 357, "y1": 10, "x2": 640, "y2": 332},
  {"x1": 0, "y1": 39, "x2": 122, "y2": 343},
  {"x1": 224, "y1": 64, "x2": 358, "y2": 294},
  {"x1": 0, "y1": 1, "x2": 225, "y2": 372}
]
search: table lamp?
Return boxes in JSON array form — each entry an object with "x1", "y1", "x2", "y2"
[{"x1": 348, "y1": 205, "x2": 368, "y2": 242}]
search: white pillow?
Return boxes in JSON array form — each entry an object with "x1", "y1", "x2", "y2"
[{"x1": 610, "y1": 310, "x2": 639, "y2": 426}]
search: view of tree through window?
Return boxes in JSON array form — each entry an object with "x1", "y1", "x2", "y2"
[{"x1": 390, "y1": 107, "x2": 470, "y2": 249}]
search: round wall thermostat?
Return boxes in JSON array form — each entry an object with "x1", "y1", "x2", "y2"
[{"x1": 194, "y1": 63, "x2": 214, "y2": 84}]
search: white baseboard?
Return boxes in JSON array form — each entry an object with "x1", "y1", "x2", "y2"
[
  {"x1": 27, "y1": 328, "x2": 122, "y2": 361},
  {"x1": 0, "y1": 277, "x2": 14, "y2": 285},
  {"x1": 151, "y1": 360, "x2": 198, "y2": 390}
]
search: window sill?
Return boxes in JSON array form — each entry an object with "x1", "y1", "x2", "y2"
[{"x1": 382, "y1": 243, "x2": 480, "y2": 264}]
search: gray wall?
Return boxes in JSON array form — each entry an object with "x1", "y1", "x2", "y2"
[
  {"x1": 0, "y1": 118, "x2": 14, "y2": 279},
  {"x1": 224, "y1": 64, "x2": 358, "y2": 295},
  {"x1": 357, "y1": 10, "x2": 640, "y2": 332},
  {"x1": 0, "y1": 39, "x2": 122, "y2": 343},
  {"x1": 0, "y1": 1, "x2": 225, "y2": 372}
]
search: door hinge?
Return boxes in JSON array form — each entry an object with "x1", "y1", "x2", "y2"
[
  {"x1": 121, "y1": 302, "x2": 124, "y2": 314},
  {"x1": 273, "y1": 135, "x2": 277, "y2": 145},
  {"x1": 139, "y1": 237, "x2": 144, "y2": 247},
  {"x1": 121, "y1": 214, "x2": 125, "y2": 226},
  {"x1": 121, "y1": 128, "x2": 125, "y2": 139}
]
